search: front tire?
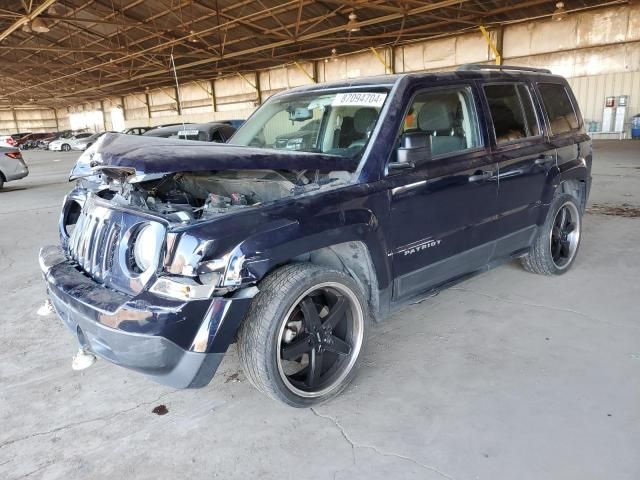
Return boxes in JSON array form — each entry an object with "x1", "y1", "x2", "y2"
[
  {"x1": 237, "y1": 263, "x2": 369, "y2": 407},
  {"x1": 62, "y1": 144, "x2": 71, "y2": 152},
  {"x1": 520, "y1": 193, "x2": 582, "y2": 275}
]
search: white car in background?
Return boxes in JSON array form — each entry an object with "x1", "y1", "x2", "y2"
[{"x1": 48, "y1": 132, "x2": 93, "y2": 152}]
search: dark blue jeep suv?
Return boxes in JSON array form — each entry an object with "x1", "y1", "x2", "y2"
[{"x1": 39, "y1": 65, "x2": 591, "y2": 407}]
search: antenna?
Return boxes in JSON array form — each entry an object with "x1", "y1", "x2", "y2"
[{"x1": 170, "y1": 53, "x2": 186, "y2": 137}]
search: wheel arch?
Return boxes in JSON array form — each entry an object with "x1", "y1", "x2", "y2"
[
  {"x1": 558, "y1": 178, "x2": 588, "y2": 213},
  {"x1": 292, "y1": 241, "x2": 381, "y2": 319},
  {"x1": 540, "y1": 160, "x2": 589, "y2": 223}
]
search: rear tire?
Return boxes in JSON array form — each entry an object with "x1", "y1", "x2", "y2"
[
  {"x1": 237, "y1": 263, "x2": 369, "y2": 407},
  {"x1": 0, "y1": 174, "x2": 4, "y2": 190},
  {"x1": 520, "y1": 193, "x2": 582, "y2": 275}
]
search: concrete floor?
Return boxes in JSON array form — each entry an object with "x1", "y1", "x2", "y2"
[{"x1": 1, "y1": 141, "x2": 639, "y2": 480}]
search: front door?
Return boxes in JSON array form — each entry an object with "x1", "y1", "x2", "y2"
[{"x1": 387, "y1": 84, "x2": 499, "y2": 301}]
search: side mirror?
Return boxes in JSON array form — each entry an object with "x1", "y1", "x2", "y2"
[{"x1": 388, "y1": 133, "x2": 431, "y2": 171}]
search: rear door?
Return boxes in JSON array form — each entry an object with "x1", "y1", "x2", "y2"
[
  {"x1": 483, "y1": 82, "x2": 555, "y2": 258},
  {"x1": 387, "y1": 84, "x2": 499, "y2": 301}
]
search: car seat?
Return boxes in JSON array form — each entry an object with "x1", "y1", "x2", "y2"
[
  {"x1": 348, "y1": 108, "x2": 378, "y2": 149},
  {"x1": 417, "y1": 99, "x2": 466, "y2": 156}
]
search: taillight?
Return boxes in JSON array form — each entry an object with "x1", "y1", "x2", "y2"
[
  {"x1": 5, "y1": 151, "x2": 22, "y2": 159},
  {"x1": 6, "y1": 137, "x2": 15, "y2": 146}
]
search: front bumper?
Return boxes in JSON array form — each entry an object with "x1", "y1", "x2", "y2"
[{"x1": 39, "y1": 245, "x2": 255, "y2": 388}]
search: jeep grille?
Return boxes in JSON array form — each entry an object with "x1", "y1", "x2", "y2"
[{"x1": 67, "y1": 204, "x2": 120, "y2": 283}]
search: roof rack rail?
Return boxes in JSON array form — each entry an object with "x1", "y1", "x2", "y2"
[{"x1": 456, "y1": 64, "x2": 552, "y2": 74}]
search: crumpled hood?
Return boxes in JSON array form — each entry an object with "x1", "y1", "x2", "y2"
[{"x1": 70, "y1": 132, "x2": 358, "y2": 180}]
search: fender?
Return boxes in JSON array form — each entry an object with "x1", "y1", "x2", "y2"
[{"x1": 164, "y1": 184, "x2": 394, "y2": 296}]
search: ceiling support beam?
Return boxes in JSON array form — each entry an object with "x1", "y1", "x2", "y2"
[
  {"x1": 174, "y1": 87, "x2": 182, "y2": 116},
  {"x1": 52, "y1": 108, "x2": 59, "y2": 131},
  {"x1": 210, "y1": 80, "x2": 217, "y2": 113},
  {"x1": 294, "y1": 61, "x2": 316, "y2": 83},
  {"x1": 144, "y1": 93, "x2": 152, "y2": 119},
  {"x1": 370, "y1": 47, "x2": 393, "y2": 74},
  {"x1": 4, "y1": 0, "x2": 471, "y2": 99},
  {"x1": 479, "y1": 25, "x2": 501, "y2": 65},
  {"x1": 11, "y1": 106, "x2": 19, "y2": 132}
]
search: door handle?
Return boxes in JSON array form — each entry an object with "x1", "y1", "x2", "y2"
[
  {"x1": 535, "y1": 154, "x2": 555, "y2": 165},
  {"x1": 468, "y1": 170, "x2": 493, "y2": 182},
  {"x1": 496, "y1": 169, "x2": 524, "y2": 180}
]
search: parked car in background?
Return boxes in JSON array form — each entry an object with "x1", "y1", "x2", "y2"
[
  {"x1": 10, "y1": 132, "x2": 32, "y2": 147},
  {"x1": 18, "y1": 132, "x2": 55, "y2": 150},
  {"x1": 72, "y1": 131, "x2": 118, "y2": 151},
  {"x1": 142, "y1": 122, "x2": 236, "y2": 142},
  {"x1": 122, "y1": 126, "x2": 153, "y2": 135},
  {"x1": 0, "y1": 145, "x2": 28, "y2": 189},
  {"x1": 48, "y1": 132, "x2": 94, "y2": 151},
  {"x1": 39, "y1": 132, "x2": 66, "y2": 149},
  {"x1": 273, "y1": 119, "x2": 322, "y2": 150},
  {"x1": 40, "y1": 65, "x2": 592, "y2": 407}
]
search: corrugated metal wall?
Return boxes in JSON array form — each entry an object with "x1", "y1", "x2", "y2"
[{"x1": 569, "y1": 72, "x2": 640, "y2": 126}]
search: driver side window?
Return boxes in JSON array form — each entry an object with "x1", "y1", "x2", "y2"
[{"x1": 402, "y1": 87, "x2": 480, "y2": 158}]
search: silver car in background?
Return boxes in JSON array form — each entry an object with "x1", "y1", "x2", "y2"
[{"x1": 0, "y1": 146, "x2": 28, "y2": 189}]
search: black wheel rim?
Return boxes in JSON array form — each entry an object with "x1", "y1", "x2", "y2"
[
  {"x1": 276, "y1": 282, "x2": 364, "y2": 398},
  {"x1": 550, "y1": 201, "x2": 580, "y2": 269}
]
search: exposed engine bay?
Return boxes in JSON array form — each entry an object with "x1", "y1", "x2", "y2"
[{"x1": 94, "y1": 169, "x2": 351, "y2": 223}]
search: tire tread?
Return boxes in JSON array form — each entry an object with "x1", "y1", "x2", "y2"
[{"x1": 520, "y1": 193, "x2": 581, "y2": 276}]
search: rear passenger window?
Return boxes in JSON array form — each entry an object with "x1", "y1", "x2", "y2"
[
  {"x1": 402, "y1": 87, "x2": 480, "y2": 157},
  {"x1": 484, "y1": 84, "x2": 540, "y2": 144},
  {"x1": 538, "y1": 83, "x2": 579, "y2": 134}
]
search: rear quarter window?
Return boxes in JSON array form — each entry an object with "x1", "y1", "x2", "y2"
[{"x1": 538, "y1": 83, "x2": 579, "y2": 135}]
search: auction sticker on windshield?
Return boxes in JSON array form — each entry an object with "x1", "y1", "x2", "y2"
[
  {"x1": 178, "y1": 130, "x2": 200, "y2": 136},
  {"x1": 331, "y1": 92, "x2": 387, "y2": 107}
]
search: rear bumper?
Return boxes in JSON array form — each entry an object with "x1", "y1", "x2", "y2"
[
  {"x1": 6, "y1": 165, "x2": 28, "y2": 181},
  {"x1": 39, "y1": 245, "x2": 255, "y2": 388}
]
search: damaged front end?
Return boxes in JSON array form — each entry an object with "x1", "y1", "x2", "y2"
[{"x1": 41, "y1": 133, "x2": 358, "y2": 388}]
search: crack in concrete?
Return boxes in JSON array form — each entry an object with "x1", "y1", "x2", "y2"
[
  {"x1": 310, "y1": 408, "x2": 454, "y2": 480},
  {"x1": 449, "y1": 287, "x2": 639, "y2": 330},
  {"x1": 0, "y1": 391, "x2": 176, "y2": 451},
  {"x1": 11, "y1": 460, "x2": 57, "y2": 480}
]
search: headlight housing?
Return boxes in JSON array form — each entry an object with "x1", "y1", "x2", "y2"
[
  {"x1": 132, "y1": 224, "x2": 160, "y2": 272},
  {"x1": 150, "y1": 275, "x2": 220, "y2": 301}
]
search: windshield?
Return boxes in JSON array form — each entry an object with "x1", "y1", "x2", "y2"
[{"x1": 230, "y1": 89, "x2": 388, "y2": 157}]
